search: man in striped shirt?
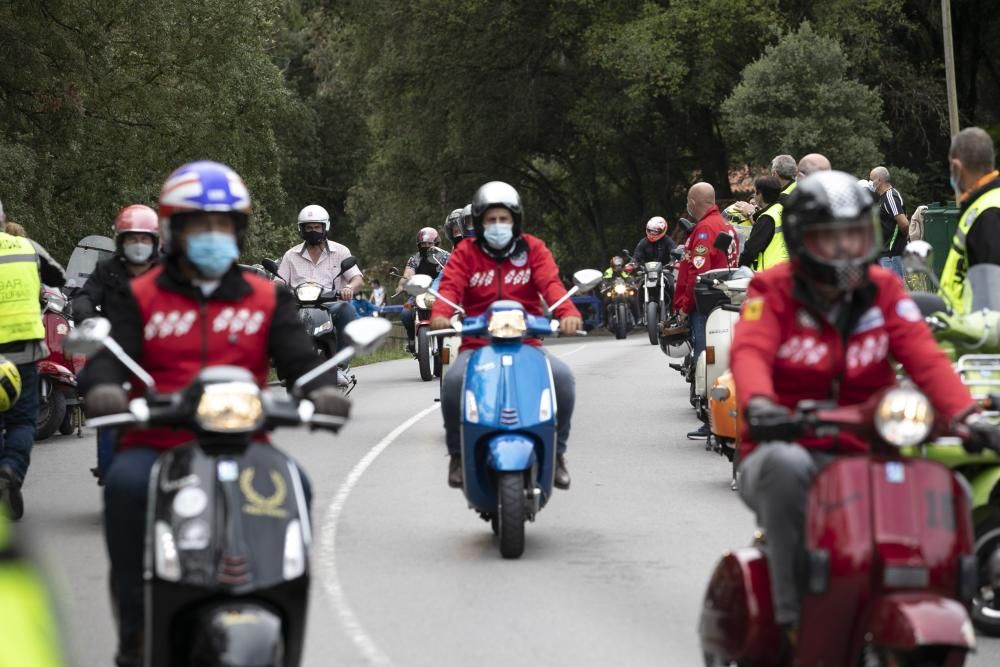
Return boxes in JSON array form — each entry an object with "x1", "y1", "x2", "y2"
[{"x1": 869, "y1": 166, "x2": 908, "y2": 277}]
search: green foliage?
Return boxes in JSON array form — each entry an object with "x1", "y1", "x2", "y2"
[{"x1": 722, "y1": 23, "x2": 889, "y2": 177}]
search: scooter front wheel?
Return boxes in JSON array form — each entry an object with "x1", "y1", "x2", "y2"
[
  {"x1": 497, "y1": 472, "x2": 526, "y2": 559},
  {"x1": 973, "y1": 516, "x2": 1000, "y2": 636}
]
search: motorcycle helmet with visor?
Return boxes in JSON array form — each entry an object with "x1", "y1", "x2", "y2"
[
  {"x1": 784, "y1": 170, "x2": 880, "y2": 292},
  {"x1": 645, "y1": 216, "x2": 668, "y2": 243},
  {"x1": 416, "y1": 227, "x2": 440, "y2": 257},
  {"x1": 444, "y1": 208, "x2": 464, "y2": 246}
]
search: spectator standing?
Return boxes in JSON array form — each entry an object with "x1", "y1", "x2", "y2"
[
  {"x1": 869, "y1": 166, "x2": 908, "y2": 277},
  {"x1": 371, "y1": 279, "x2": 386, "y2": 308}
]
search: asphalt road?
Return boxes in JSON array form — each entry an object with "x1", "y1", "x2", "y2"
[{"x1": 19, "y1": 333, "x2": 1000, "y2": 666}]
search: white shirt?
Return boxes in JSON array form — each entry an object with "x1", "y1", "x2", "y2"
[{"x1": 276, "y1": 240, "x2": 363, "y2": 290}]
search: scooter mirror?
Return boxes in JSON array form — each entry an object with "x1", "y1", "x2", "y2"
[
  {"x1": 65, "y1": 317, "x2": 112, "y2": 356},
  {"x1": 261, "y1": 258, "x2": 280, "y2": 275},
  {"x1": 572, "y1": 269, "x2": 604, "y2": 294},
  {"x1": 671, "y1": 247, "x2": 685, "y2": 260},
  {"x1": 404, "y1": 274, "x2": 433, "y2": 296},
  {"x1": 340, "y1": 256, "x2": 358, "y2": 273},
  {"x1": 344, "y1": 317, "x2": 392, "y2": 355}
]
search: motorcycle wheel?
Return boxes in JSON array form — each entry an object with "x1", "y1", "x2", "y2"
[
  {"x1": 646, "y1": 301, "x2": 659, "y2": 345},
  {"x1": 497, "y1": 472, "x2": 526, "y2": 559},
  {"x1": 615, "y1": 303, "x2": 628, "y2": 340},
  {"x1": 417, "y1": 328, "x2": 434, "y2": 382},
  {"x1": 972, "y1": 516, "x2": 1000, "y2": 636},
  {"x1": 433, "y1": 346, "x2": 442, "y2": 379},
  {"x1": 35, "y1": 388, "x2": 66, "y2": 441}
]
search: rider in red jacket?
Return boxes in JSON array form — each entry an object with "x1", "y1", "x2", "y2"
[
  {"x1": 730, "y1": 170, "x2": 1000, "y2": 643},
  {"x1": 431, "y1": 181, "x2": 582, "y2": 489}
]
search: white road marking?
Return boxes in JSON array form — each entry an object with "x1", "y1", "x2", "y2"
[
  {"x1": 317, "y1": 402, "x2": 439, "y2": 666},
  {"x1": 555, "y1": 343, "x2": 587, "y2": 358}
]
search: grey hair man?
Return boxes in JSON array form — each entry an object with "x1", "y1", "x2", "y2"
[
  {"x1": 771, "y1": 154, "x2": 798, "y2": 204},
  {"x1": 869, "y1": 165, "x2": 907, "y2": 278}
]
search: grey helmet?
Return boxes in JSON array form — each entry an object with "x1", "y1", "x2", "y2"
[{"x1": 471, "y1": 181, "x2": 523, "y2": 238}]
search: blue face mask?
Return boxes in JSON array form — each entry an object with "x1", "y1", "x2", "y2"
[
  {"x1": 185, "y1": 231, "x2": 239, "y2": 278},
  {"x1": 949, "y1": 170, "x2": 959, "y2": 193},
  {"x1": 483, "y1": 222, "x2": 514, "y2": 249}
]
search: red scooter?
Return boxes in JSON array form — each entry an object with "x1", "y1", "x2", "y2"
[
  {"x1": 699, "y1": 387, "x2": 980, "y2": 666},
  {"x1": 36, "y1": 286, "x2": 85, "y2": 440}
]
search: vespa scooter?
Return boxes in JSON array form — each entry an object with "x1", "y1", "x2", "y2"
[
  {"x1": 67, "y1": 316, "x2": 391, "y2": 667},
  {"x1": 36, "y1": 286, "x2": 84, "y2": 440},
  {"x1": 404, "y1": 269, "x2": 602, "y2": 559}
]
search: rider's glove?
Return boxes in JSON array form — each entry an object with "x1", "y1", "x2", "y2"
[
  {"x1": 961, "y1": 412, "x2": 1000, "y2": 454},
  {"x1": 746, "y1": 397, "x2": 802, "y2": 443},
  {"x1": 84, "y1": 384, "x2": 129, "y2": 418},
  {"x1": 309, "y1": 385, "x2": 351, "y2": 419}
]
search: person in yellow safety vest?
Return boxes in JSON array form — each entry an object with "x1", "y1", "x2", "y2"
[
  {"x1": 0, "y1": 201, "x2": 66, "y2": 520},
  {"x1": 771, "y1": 154, "x2": 797, "y2": 205},
  {"x1": 738, "y1": 176, "x2": 789, "y2": 270},
  {"x1": 940, "y1": 127, "x2": 1000, "y2": 314},
  {"x1": 0, "y1": 514, "x2": 66, "y2": 667}
]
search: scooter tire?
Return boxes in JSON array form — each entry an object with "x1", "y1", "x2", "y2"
[
  {"x1": 417, "y1": 328, "x2": 434, "y2": 382},
  {"x1": 59, "y1": 408, "x2": 75, "y2": 436},
  {"x1": 615, "y1": 303, "x2": 628, "y2": 340},
  {"x1": 35, "y1": 389, "x2": 66, "y2": 441},
  {"x1": 646, "y1": 301, "x2": 659, "y2": 345},
  {"x1": 972, "y1": 516, "x2": 1000, "y2": 636},
  {"x1": 497, "y1": 472, "x2": 526, "y2": 559}
]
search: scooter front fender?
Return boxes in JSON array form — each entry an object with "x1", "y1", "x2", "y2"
[
  {"x1": 36, "y1": 360, "x2": 76, "y2": 386},
  {"x1": 189, "y1": 602, "x2": 283, "y2": 666},
  {"x1": 487, "y1": 434, "x2": 536, "y2": 472},
  {"x1": 969, "y1": 465, "x2": 1000, "y2": 510},
  {"x1": 868, "y1": 593, "x2": 975, "y2": 653}
]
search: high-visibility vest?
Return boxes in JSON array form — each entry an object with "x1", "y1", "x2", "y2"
[
  {"x1": 0, "y1": 234, "x2": 43, "y2": 345},
  {"x1": 940, "y1": 186, "x2": 1000, "y2": 314},
  {"x1": 757, "y1": 203, "x2": 789, "y2": 270}
]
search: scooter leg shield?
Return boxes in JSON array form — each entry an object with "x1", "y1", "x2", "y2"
[
  {"x1": 867, "y1": 593, "x2": 975, "y2": 653},
  {"x1": 487, "y1": 434, "x2": 537, "y2": 472},
  {"x1": 190, "y1": 602, "x2": 284, "y2": 667}
]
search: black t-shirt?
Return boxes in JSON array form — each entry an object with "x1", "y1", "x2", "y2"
[
  {"x1": 966, "y1": 206, "x2": 1000, "y2": 268},
  {"x1": 878, "y1": 188, "x2": 907, "y2": 256}
]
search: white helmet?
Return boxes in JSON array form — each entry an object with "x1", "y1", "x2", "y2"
[{"x1": 297, "y1": 205, "x2": 331, "y2": 234}]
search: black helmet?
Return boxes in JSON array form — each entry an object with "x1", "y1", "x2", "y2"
[
  {"x1": 471, "y1": 181, "x2": 523, "y2": 238},
  {"x1": 444, "y1": 208, "x2": 464, "y2": 245},
  {"x1": 784, "y1": 170, "x2": 880, "y2": 291},
  {"x1": 461, "y1": 204, "x2": 475, "y2": 239}
]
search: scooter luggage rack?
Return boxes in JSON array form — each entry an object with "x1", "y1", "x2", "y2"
[{"x1": 956, "y1": 354, "x2": 1000, "y2": 398}]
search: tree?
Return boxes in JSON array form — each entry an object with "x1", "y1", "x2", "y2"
[{"x1": 721, "y1": 22, "x2": 888, "y2": 177}]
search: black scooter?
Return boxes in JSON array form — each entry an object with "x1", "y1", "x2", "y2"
[{"x1": 67, "y1": 316, "x2": 391, "y2": 667}]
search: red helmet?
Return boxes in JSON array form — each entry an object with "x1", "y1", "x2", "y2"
[
  {"x1": 416, "y1": 227, "x2": 440, "y2": 247},
  {"x1": 114, "y1": 205, "x2": 159, "y2": 238},
  {"x1": 645, "y1": 216, "x2": 667, "y2": 243}
]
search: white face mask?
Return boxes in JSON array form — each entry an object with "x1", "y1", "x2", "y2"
[
  {"x1": 123, "y1": 243, "x2": 154, "y2": 264},
  {"x1": 483, "y1": 222, "x2": 514, "y2": 249}
]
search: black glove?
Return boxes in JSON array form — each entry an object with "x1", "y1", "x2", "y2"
[
  {"x1": 962, "y1": 413, "x2": 1000, "y2": 454},
  {"x1": 84, "y1": 384, "x2": 129, "y2": 418},
  {"x1": 309, "y1": 385, "x2": 351, "y2": 419},
  {"x1": 746, "y1": 397, "x2": 802, "y2": 443}
]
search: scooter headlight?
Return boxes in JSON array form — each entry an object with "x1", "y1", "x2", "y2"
[
  {"x1": 295, "y1": 282, "x2": 323, "y2": 302},
  {"x1": 195, "y1": 382, "x2": 264, "y2": 434},
  {"x1": 415, "y1": 293, "x2": 436, "y2": 309},
  {"x1": 875, "y1": 387, "x2": 934, "y2": 447},
  {"x1": 488, "y1": 310, "x2": 527, "y2": 338}
]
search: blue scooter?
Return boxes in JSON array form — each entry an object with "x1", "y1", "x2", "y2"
[{"x1": 405, "y1": 269, "x2": 602, "y2": 558}]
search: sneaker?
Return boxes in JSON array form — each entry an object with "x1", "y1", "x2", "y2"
[
  {"x1": 448, "y1": 455, "x2": 463, "y2": 488},
  {"x1": 0, "y1": 465, "x2": 24, "y2": 521},
  {"x1": 554, "y1": 454, "x2": 571, "y2": 490},
  {"x1": 336, "y1": 368, "x2": 351, "y2": 387},
  {"x1": 686, "y1": 423, "x2": 710, "y2": 440}
]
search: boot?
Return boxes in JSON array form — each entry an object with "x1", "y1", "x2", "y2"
[
  {"x1": 554, "y1": 454, "x2": 571, "y2": 490},
  {"x1": 0, "y1": 465, "x2": 24, "y2": 520},
  {"x1": 406, "y1": 339, "x2": 416, "y2": 354},
  {"x1": 448, "y1": 455, "x2": 463, "y2": 488}
]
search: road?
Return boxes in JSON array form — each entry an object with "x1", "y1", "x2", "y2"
[{"x1": 21, "y1": 334, "x2": 1000, "y2": 666}]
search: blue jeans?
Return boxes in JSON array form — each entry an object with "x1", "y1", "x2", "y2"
[
  {"x1": 324, "y1": 301, "x2": 359, "y2": 353},
  {"x1": 878, "y1": 256, "x2": 904, "y2": 280},
  {"x1": 95, "y1": 428, "x2": 117, "y2": 482},
  {"x1": 690, "y1": 311, "x2": 707, "y2": 361},
  {"x1": 104, "y1": 447, "x2": 313, "y2": 656},
  {"x1": 0, "y1": 362, "x2": 39, "y2": 480},
  {"x1": 401, "y1": 305, "x2": 416, "y2": 341}
]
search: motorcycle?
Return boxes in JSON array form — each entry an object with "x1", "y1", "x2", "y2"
[
  {"x1": 699, "y1": 386, "x2": 981, "y2": 666},
  {"x1": 36, "y1": 286, "x2": 85, "y2": 440},
  {"x1": 404, "y1": 269, "x2": 602, "y2": 559},
  {"x1": 603, "y1": 275, "x2": 637, "y2": 340},
  {"x1": 66, "y1": 316, "x2": 391, "y2": 667},
  {"x1": 635, "y1": 257, "x2": 673, "y2": 345},
  {"x1": 412, "y1": 260, "x2": 450, "y2": 382},
  {"x1": 262, "y1": 257, "x2": 358, "y2": 394}
]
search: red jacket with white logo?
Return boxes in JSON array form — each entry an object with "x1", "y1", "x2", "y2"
[
  {"x1": 731, "y1": 262, "x2": 975, "y2": 460},
  {"x1": 673, "y1": 206, "x2": 739, "y2": 313},
  {"x1": 430, "y1": 233, "x2": 581, "y2": 351}
]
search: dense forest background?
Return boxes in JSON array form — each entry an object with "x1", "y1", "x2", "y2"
[{"x1": 1, "y1": 0, "x2": 998, "y2": 277}]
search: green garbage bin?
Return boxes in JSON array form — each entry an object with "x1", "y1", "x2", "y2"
[{"x1": 920, "y1": 201, "x2": 959, "y2": 277}]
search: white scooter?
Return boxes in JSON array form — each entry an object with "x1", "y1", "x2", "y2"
[{"x1": 692, "y1": 267, "x2": 753, "y2": 425}]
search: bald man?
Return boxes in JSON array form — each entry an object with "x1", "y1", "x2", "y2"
[
  {"x1": 940, "y1": 126, "x2": 1000, "y2": 313},
  {"x1": 869, "y1": 165, "x2": 908, "y2": 277},
  {"x1": 796, "y1": 153, "x2": 831, "y2": 179},
  {"x1": 673, "y1": 182, "x2": 739, "y2": 439}
]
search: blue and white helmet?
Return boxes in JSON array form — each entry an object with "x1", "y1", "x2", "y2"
[{"x1": 158, "y1": 161, "x2": 252, "y2": 252}]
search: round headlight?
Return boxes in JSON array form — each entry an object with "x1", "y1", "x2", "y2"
[
  {"x1": 196, "y1": 381, "x2": 265, "y2": 433},
  {"x1": 614, "y1": 283, "x2": 626, "y2": 294},
  {"x1": 295, "y1": 283, "x2": 323, "y2": 302},
  {"x1": 874, "y1": 387, "x2": 934, "y2": 447},
  {"x1": 415, "y1": 293, "x2": 437, "y2": 309}
]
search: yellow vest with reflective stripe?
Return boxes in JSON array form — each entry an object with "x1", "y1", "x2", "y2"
[
  {"x1": 757, "y1": 203, "x2": 789, "y2": 270},
  {"x1": 940, "y1": 186, "x2": 1000, "y2": 314},
  {"x1": 0, "y1": 234, "x2": 44, "y2": 344}
]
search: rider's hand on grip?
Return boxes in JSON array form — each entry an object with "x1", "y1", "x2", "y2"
[
  {"x1": 559, "y1": 316, "x2": 583, "y2": 336},
  {"x1": 85, "y1": 384, "x2": 129, "y2": 418},
  {"x1": 960, "y1": 412, "x2": 1000, "y2": 454},
  {"x1": 430, "y1": 316, "x2": 451, "y2": 331},
  {"x1": 308, "y1": 386, "x2": 351, "y2": 432},
  {"x1": 746, "y1": 397, "x2": 802, "y2": 443}
]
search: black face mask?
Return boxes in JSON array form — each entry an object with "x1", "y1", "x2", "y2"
[
  {"x1": 303, "y1": 230, "x2": 326, "y2": 246},
  {"x1": 451, "y1": 235, "x2": 463, "y2": 246}
]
